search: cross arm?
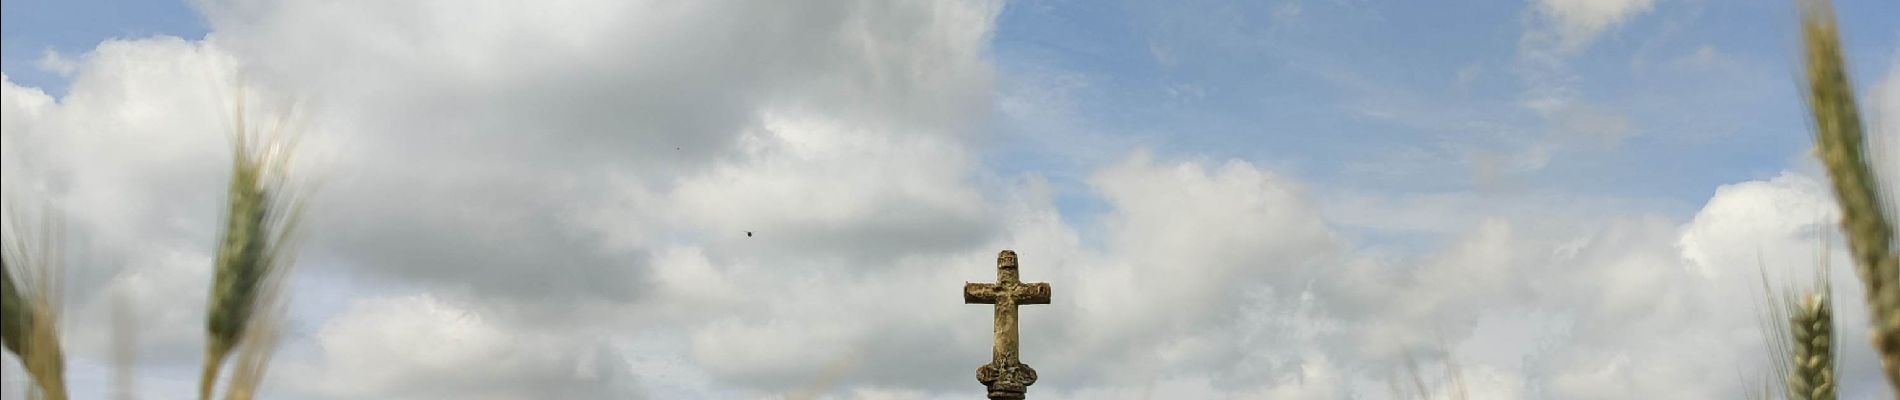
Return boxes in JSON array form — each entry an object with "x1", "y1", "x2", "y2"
[
  {"x1": 965, "y1": 282, "x2": 1000, "y2": 304},
  {"x1": 1014, "y1": 282, "x2": 1051, "y2": 305},
  {"x1": 966, "y1": 282, "x2": 1052, "y2": 304}
]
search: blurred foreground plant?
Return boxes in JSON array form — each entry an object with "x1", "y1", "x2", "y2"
[
  {"x1": 2, "y1": 208, "x2": 68, "y2": 400},
  {"x1": 199, "y1": 87, "x2": 307, "y2": 400},
  {"x1": 1797, "y1": 0, "x2": 1900, "y2": 390}
]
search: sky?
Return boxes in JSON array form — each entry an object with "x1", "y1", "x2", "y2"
[{"x1": 1, "y1": 0, "x2": 1899, "y2": 399}]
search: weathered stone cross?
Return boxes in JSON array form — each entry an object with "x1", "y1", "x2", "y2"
[{"x1": 963, "y1": 250, "x2": 1052, "y2": 400}]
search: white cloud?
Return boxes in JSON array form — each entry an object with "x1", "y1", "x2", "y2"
[
  {"x1": 570, "y1": 152, "x2": 1344, "y2": 395},
  {"x1": 284, "y1": 294, "x2": 641, "y2": 399},
  {"x1": 5, "y1": 0, "x2": 1009, "y2": 396},
  {"x1": 35, "y1": 50, "x2": 78, "y2": 77},
  {"x1": 617, "y1": 145, "x2": 1884, "y2": 398},
  {"x1": 178, "y1": 0, "x2": 1006, "y2": 305},
  {"x1": 1533, "y1": 0, "x2": 1658, "y2": 52},
  {"x1": 1679, "y1": 173, "x2": 1835, "y2": 278},
  {"x1": 659, "y1": 111, "x2": 994, "y2": 262}
]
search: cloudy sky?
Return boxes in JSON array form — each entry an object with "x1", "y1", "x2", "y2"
[{"x1": 2, "y1": 0, "x2": 1899, "y2": 398}]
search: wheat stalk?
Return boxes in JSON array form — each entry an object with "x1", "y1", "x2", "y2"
[
  {"x1": 221, "y1": 279, "x2": 286, "y2": 400},
  {"x1": 199, "y1": 87, "x2": 307, "y2": 400},
  {"x1": 1797, "y1": 0, "x2": 1900, "y2": 389}
]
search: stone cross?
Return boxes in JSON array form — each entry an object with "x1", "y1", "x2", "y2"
[{"x1": 963, "y1": 250, "x2": 1052, "y2": 400}]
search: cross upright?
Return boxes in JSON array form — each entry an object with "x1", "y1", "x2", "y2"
[{"x1": 963, "y1": 249, "x2": 1052, "y2": 400}]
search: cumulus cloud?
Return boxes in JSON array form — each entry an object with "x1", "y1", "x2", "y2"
[
  {"x1": 608, "y1": 151, "x2": 1340, "y2": 395},
  {"x1": 282, "y1": 294, "x2": 641, "y2": 399},
  {"x1": 9, "y1": 0, "x2": 1012, "y2": 397},
  {"x1": 622, "y1": 144, "x2": 1886, "y2": 399},
  {"x1": 183, "y1": 0, "x2": 1005, "y2": 305}
]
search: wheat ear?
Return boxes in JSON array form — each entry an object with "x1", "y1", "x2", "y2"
[
  {"x1": 200, "y1": 87, "x2": 306, "y2": 400},
  {"x1": 1789, "y1": 291, "x2": 1837, "y2": 400},
  {"x1": 1798, "y1": 0, "x2": 1900, "y2": 389}
]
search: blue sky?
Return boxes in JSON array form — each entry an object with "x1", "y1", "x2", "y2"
[
  {"x1": 0, "y1": 0, "x2": 205, "y2": 94},
  {"x1": 988, "y1": 0, "x2": 1895, "y2": 190},
  {"x1": 3, "y1": 0, "x2": 1900, "y2": 398},
  {"x1": 981, "y1": 0, "x2": 1898, "y2": 252}
]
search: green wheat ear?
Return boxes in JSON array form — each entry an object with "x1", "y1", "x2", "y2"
[
  {"x1": 200, "y1": 87, "x2": 308, "y2": 400},
  {"x1": 1797, "y1": 0, "x2": 1900, "y2": 389}
]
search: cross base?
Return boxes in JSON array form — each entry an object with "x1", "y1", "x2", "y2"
[{"x1": 977, "y1": 361, "x2": 1038, "y2": 400}]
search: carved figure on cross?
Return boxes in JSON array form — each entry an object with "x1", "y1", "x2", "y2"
[{"x1": 964, "y1": 250, "x2": 1051, "y2": 399}]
